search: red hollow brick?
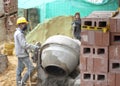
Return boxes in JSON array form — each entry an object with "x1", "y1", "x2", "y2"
[
  {"x1": 81, "y1": 45, "x2": 108, "y2": 59},
  {"x1": 88, "y1": 30, "x2": 96, "y2": 45},
  {"x1": 87, "y1": 58, "x2": 94, "y2": 72},
  {"x1": 4, "y1": 0, "x2": 11, "y2": 6},
  {"x1": 97, "y1": 19, "x2": 108, "y2": 27},
  {"x1": 5, "y1": 13, "x2": 17, "y2": 31},
  {"x1": 4, "y1": 0, "x2": 18, "y2": 7},
  {"x1": 95, "y1": 83, "x2": 108, "y2": 86},
  {"x1": 81, "y1": 18, "x2": 93, "y2": 27},
  {"x1": 81, "y1": 71, "x2": 94, "y2": 81},
  {"x1": 109, "y1": 59, "x2": 120, "y2": 73},
  {"x1": 107, "y1": 73, "x2": 115, "y2": 86},
  {"x1": 81, "y1": 30, "x2": 94, "y2": 46},
  {"x1": 4, "y1": 0, "x2": 18, "y2": 14},
  {"x1": 117, "y1": 19, "x2": 120, "y2": 32},
  {"x1": 81, "y1": 72, "x2": 108, "y2": 86},
  {"x1": 109, "y1": 45, "x2": 120, "y2": 60},
  {"x1": 101, "y1": 83, "x2": 108, "y2": 86},
  {"x1": 80, "y1": 57, "x2": 87, "y2": 71},
  {"x1": 94, "y1": 31, "x2": 103, "y2": 46},
  {"x1": 111, "y1": 32, "x2": 120, "y2": 45},
  {"x1": 81, "y1": 81, "x2": 94, "y2": 86},
  {"x1": 82, "y1": 17, "x2": 109, "y2": 28},
  {"x1": 94, "y1": 58, "x2": 108, "y2": 73},
  {"x1": 94, "y1": 83, "x2": 101, "y2": 86},
  {"x1": 110, "y1": 18, "x2": 117, "y2": 32},
  {"x1": 81, "y1": 30, "x2": 110, "y2": 46},
  {"x1": 116, "y1": 74, "x2": 120, "y2": 86},
  {"x1": 95, "y1": 73, "x2": 107, "y2": 86},
  {"x1": 80, "y1": 72, "x2": 94, "y2": 86},
  {"x1": 102, "y1": 32, "x2": 110, "y2": 46},
  {"x1": 93, "y1": 46, "x2": 108, "y2": 59},
  {"x1": 80, "y1": 45, "x2": 92, "y2": 57}
]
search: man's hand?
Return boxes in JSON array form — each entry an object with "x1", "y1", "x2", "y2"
[
  {"x1": 32, "y1": 42, "x2": 41, "y2": 63},
  {"x1": 35, "y1": 46, "x2": 40, "y2": 50}
]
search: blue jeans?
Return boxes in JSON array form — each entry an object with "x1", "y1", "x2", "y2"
[{"x1": 16, "y1": 57, "x2": 34, "y2": 84}]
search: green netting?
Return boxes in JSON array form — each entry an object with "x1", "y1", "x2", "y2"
[{"x1": 18, "y1": 0, "x2": 119, "y2": 22}]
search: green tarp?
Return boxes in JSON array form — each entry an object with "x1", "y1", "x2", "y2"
[{"x1": 18, "y1": 0, "x2": 119, "y2": 22}]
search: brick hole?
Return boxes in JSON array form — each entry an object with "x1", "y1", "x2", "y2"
[
  {"x1": 97, "y1": 74, "x2": 105, "y2": 81},
  {"x1": 84, "y1": 21, "x2": 92, "y2": 26},
  {"x1": 83, "y1": 48, "x2": 91, "y2": 54},
  {"x1": 3, "y1": 0, "x2": 7, "y2": 2},
  {"x1": 5, "y1": 3, "x2": 8, "y2": 6},
  {"x1": 97, "y1": 48, "x2": 105, "y2": 54},
  {"x1": 114, "y1": 35, "x2": 120, "y2": 42},
  {"x1": 112, "y1": 63, "x2": 120, "y2": 69},
  {"x1": 99, "y1": 21, "x2": 107, "y2": 27},
  {"x1": 93, "y1": 74, "x2": 95, "y2": 80},
  {"x1": 93, "y1": 48, "x2": 95, "y2": 54},
  {"x1": 94, "y1": 22, "x2": 97, "y2": 26},
  {"x1": 84, "y1": 73, "x2": 91, "y2": 79}
]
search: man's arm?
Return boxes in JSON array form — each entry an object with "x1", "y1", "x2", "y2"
[{"x1": 17, "y1": 33, "x2": 37, "y2": 50}]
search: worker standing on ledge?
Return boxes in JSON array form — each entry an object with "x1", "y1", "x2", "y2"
[
  {"x1": 72, "y1": 12, "x2": 81, "y2": 41},
  {"x1": 14, "y1": 17, "x2": 39, "y2": 86}
]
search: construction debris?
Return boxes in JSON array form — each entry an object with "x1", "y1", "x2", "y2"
[{"x1": 0, "y1": 0, "x2": 18, "y2": 42}]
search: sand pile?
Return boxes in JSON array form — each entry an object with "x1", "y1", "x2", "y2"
[{"x1": 26, "y1": 16, "x2": 73, "y2": 44}]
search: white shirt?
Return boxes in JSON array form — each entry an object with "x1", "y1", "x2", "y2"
[{"x1": 14, "y1": 28, "x2": 37, "y2": 58}]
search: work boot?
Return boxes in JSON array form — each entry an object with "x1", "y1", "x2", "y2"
[
  {"x1": 20, "y1": 81, "x2": 26, "y2": 86},
  {"x1": 17, "y1": 81, "x2": 21, "y2": 86}
]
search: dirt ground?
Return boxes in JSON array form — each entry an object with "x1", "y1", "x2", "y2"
[{"x1": 0, "y1": 55, "x2": 17, "y2": 86}]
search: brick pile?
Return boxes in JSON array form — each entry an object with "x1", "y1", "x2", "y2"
[
  {"x1": 0, "y1": 0, "x2": 18, "y2": 41},
  {"x1": 80, "y1": 11, "x2": 120, "y2": 86}
]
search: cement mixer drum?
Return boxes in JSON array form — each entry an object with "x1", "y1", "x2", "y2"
[{"x1": 41, "y1": 35, "x2": 80, "y2": 77}]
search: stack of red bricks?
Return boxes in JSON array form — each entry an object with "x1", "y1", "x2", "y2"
[
  {"x1": 80, "y1": 11, "x2": 120, "y2": 86},
  {"x1": 0, "y1": 0, "x2": 18, "y2": 41},
  {"x1": 4, "y1": 0, "x2": 18, "y2": 15},
  {"x1": 4, "y1": 0, "x2": 18, "y2": 40}
]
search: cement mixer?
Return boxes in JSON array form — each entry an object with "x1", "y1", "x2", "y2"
[
  {"x1": 41, "y1": 35, "x2": 80, "y2": 76},
  {"x1": 33, "y1": 35, "x2": 80, "y2": 86}
]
